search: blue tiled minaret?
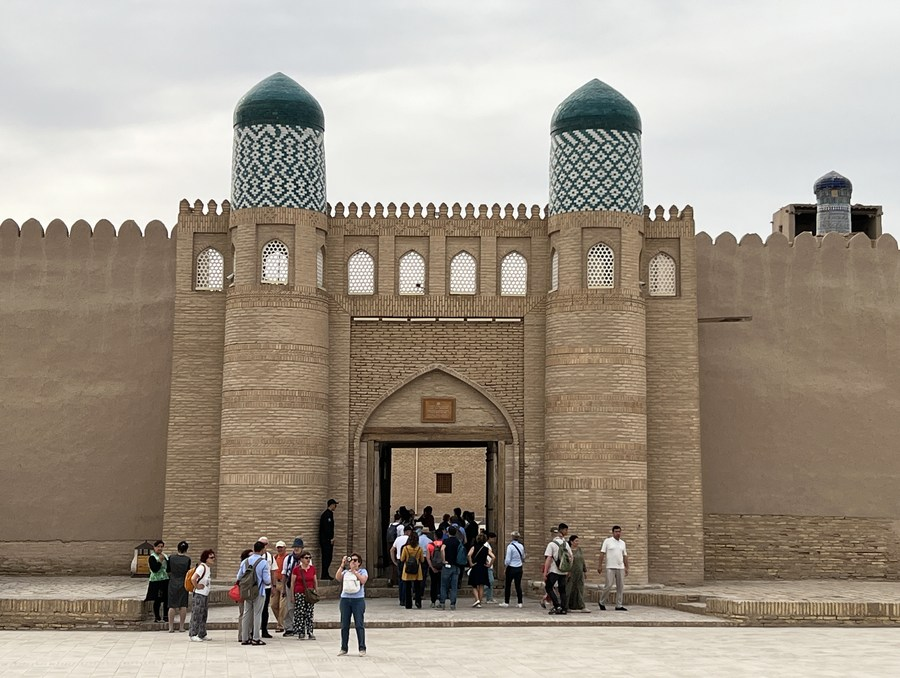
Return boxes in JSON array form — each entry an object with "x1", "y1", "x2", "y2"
[
  {"x1": 814, "y1": 171, "x2": 852, "y2": 235},
  {"x1": 549, "y1": 79, "x2": 643, "y2": 215},
  {"x1": 231, "y1": 72, "x2": 326, "y2": 211},
  {"x1": 544, "y1": 79, "x2": 649, "y2": 582}
]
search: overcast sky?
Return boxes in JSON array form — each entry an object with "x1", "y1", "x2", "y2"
[{"x1": 1, "y1": 0, "x2": 897, "y2": 236}]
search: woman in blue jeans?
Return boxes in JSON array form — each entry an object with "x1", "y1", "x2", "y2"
[{"x1": 335, "y1": 552, "x2": 368, "y2": 656}]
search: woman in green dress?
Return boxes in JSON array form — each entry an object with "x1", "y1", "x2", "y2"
[{"x1": 566, "y1": 535, "x2": 591, "y2": 613}]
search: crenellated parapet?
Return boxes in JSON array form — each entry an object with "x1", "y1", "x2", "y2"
[
  {"x1": 643, "y1": 205, "x2": 695, "y2": 237},
  {"x1": 0, "y1": 217, "x2": 170, "y2": 240},
  {"x1": 697, "y1": 230, "x2": 899, "y2": 253},
  {"x1": 328, "y1": 201, "x2": 547, "y2": 237}
]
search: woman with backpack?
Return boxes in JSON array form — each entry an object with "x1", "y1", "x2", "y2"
[
  {"x1": 188, "y1": 549, "x2": 215, "y2": 641},
  {"x1": 289, "y1": 550, "x2": 319, "y2": 640},
  {"x1": 467, "y1": 532, "x2": 492, "y2": 608},
  {"x1": 400, "y1": 532, "x2": 425, "y2": 609},
  {"x1": 167, "y1": 541, "x2": 191, "y2": 633}
]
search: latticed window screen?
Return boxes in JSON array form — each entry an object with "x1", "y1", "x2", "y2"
[
  {"x1": 500, "y1": 252, "x2": 528, "y2": 296},
  {"x1": 435, "y1": 473, "x2": 453, "y2": 494},
  {"x1": 449, "y1": 251, "x2": 477, "y2": 295},
  {"x1": 347, "y1": 250, "x2": 375, "y2": 295},
  {"x1": 586, "y1": 243, "x2": 615, "y2": 289},
  {"x1": 261, "y1": 239, "x2": 289, "y2": 284},
  {"x1": 550, "y1": 249, "x2": 559, "y2": 291},
  {"x1": 316, "y1": 247, "x2": 325, "y2": 289},
  {"x1": 649, "y1": 252, "x2": 677, "y2": 296},
  {"x1": 398, "y1": 251, "x2": 426, "y2": 295},
  {"x1": 196, "y1": 248, "x2": 224, "y2": 291}
]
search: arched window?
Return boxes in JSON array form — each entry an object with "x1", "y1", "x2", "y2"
[
  {"x1": 261, "y1": 239, "x2": 289, "y2": 284},
  {"x1": 196, "y1": 248, "x2": 224, "y2": 291},
  {"x1": 500, "y1": 251, "x2": 528, "y2": 296},
  {"x1": 347, "y1": 250, "x2": 375, "y2": 295},
  {"x1": 586, "y1": 243, "x2": 615, "y2": 289},
  {"x1": 550, "y1": 248, "x2": 559, "y2": 292},
  {"x1": 317, "y1": 246, "x2": 325, "y2": 289},
  {"x1": 449, "y1": 251, "x2": 477, "y2": 295},
  {"x1": 649, "y1": 252, "x2": 677, "y2": 297},
  {"x1": 398, "y1": 250, "x2": 426, "y2": 295}
]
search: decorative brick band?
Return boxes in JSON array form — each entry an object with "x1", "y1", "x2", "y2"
[
  {"x1": 544, "y1": 476, "x2": 647, "y2": 490},
  {"x1": 220, "y1": 472, "x2": 327, "y2": 486}
]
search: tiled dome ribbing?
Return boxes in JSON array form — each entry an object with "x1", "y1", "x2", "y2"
[
  {"x1": 814, "y1": 171, "x2": 852, "y2": 194},
  {"x1": 550, "y1": 79, "x2": 642, "y2": 135},
  {"x1": 234, "y1": 72, "x2": 324, "y2": 131}
]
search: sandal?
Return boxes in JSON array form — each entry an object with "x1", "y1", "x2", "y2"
[{"x1": 251, "y1": 639, "x2": 266, "y2": 646}]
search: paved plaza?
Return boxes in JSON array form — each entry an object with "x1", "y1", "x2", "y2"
[{"x1": 3, "y1": 626, "x2": 900, "y2": 677}]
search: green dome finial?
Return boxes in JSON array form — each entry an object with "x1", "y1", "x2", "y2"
[
  {"x1": 551, "y1": 79, "x2": 641, "y2": 135},
  {"x1": 233, "y1": 72, "x2": 325, "y2": 131}
]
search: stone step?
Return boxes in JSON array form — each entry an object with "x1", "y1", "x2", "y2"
[{"x1": 674, "y1": 601, "x2": 710, "y2": 615}]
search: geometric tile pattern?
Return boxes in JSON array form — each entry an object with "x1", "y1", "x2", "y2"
[
  {"x1": 398, "y1": 251, "x2": 426, "y2": 295},
  {"x1": 500, "y1": 251, "x2": 528, "y2": 296},
  {"x1": 586, "y1": 243, "x2": 615, "y2": 289},
  {"x1": 195, "y1": 247, "x2": 224, "y2": 291},
  {"x1": 261, "y1": 239, "x2": 289, "y2": 284},
  {"x1": 347, "y1": 250, "x2": 375, "y2": 295},
  {"x1": 550, "y1": 128, "x2": 642, "y2": 215},
  {"x1": 648, "y1": 252, "x2": 677, "y2": 296},
  {"x1": 232, "y1": 124, "x2": 326, "y2": 212},
  {"x1": 449, "y1": 251, "x2": 477, "y2": 295}
]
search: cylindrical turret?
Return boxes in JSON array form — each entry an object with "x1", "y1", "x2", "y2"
[
  {"x1": 814, "y1": 170, "x2": 852, "y2": 235},
  {"x1": 218, "y1": 73, "x2": 330, "y2": 573},
  {"x1": 544, "y1": 79, "x2": 648, "y2": 582}
]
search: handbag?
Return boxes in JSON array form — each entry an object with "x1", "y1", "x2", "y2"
[
  {"x1": 342, "y1": 572, "x2": 361, "y2": 594},
  {"x1": 228, "y1": 583, "x2": 241, "y2": 603},
  {"x1": 298, "y1": 569, "x2": 320, "y2": 605}
]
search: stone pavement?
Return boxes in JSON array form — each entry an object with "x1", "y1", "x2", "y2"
[
  {"x1": 202, "y1": 596, "x2": 724, "y2": 628},
  {"x1": 3, "y1": 627, "x2": 900, "y2": 677}
]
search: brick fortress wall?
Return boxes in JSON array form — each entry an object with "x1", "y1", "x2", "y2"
[
  {"x1": 0, "y1": 218, "x2": 174, "y2": 574},
  {"x1": 698, "y1": 231, "x2": 900, "y2": 579}
]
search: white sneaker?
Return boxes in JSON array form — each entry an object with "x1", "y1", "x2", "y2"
[
  {"x1": 190, "y1": 636, "x2": 203, "y2": 643},
  {"x1": 516, "y1": 603, "x2": 523, "y2": 608},
  {"x1": 498, "y1": 602, "x2": 509, "y2": 608}
]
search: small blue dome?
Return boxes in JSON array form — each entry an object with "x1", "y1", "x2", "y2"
[
  {"x1": 814, "y1": 170, "x2": 852, "y2": 193},
  {"x1": 234, "y1": 72, "x2": 324, "y2": 131},
  {"x1": 551, "y1": 79, "x2": 642, "y2": 135}
]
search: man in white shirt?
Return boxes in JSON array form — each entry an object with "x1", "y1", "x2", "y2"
[
  {"x1": 257, "y1": 537, "x2": 275, "y2": 637},
  {"x1": 390, "y1": 524, "x2": 411, "y2": 607},
  {"x1": 597, "y1": 525, "x2": 629, "y2": 611},
  {"x1": 543, "y1": 522, "x2": 572, "y2": 615}
]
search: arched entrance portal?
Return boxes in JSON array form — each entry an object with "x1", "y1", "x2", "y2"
[{"x1": 352, "y1": 365, "x2": 519, "y2": 575}]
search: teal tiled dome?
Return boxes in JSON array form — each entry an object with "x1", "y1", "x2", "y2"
[
  {"x1": 551, "y1": 79, "x2": 641, "y2": 135},
  {"x1": 233, "y1": 72, "x2": 324, "y2": 131}
]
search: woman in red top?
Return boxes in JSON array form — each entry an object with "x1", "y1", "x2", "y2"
[{"x1": 289, "y1": 551, "x2": 318, "y2": 640}]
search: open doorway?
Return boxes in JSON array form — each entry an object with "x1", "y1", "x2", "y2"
[{"x1": 371, "y1": 441, "x2": 501, "y2": 576}]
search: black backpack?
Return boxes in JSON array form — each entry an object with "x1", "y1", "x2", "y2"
[{"x1": 403, "y1": 546, "x2": 420, "y2": 576}]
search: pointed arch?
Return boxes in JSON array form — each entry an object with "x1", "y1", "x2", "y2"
[
  {"x1": 195, "y1": 247, "x2": 224, "y2": 291},
  {"x1": 649, "y1": 252, "x2": 677, "y2": 296},
  {"x1": 348, "y1": 250, "x2": 375, "y2": 295},
  {"x1": 261, "y1": 239, "x2": 289, "y2": 284},
  {"x1": 398, "y1": 250, "x2": 426, "y2": 295},
  {"x1": 449, "y1": 251, "x2": 477, "y2": 294},
  {"x1": 500, "y1": 251, "x2": 528, "y2": 296},
  {"x1": 586, "y1": 242, "x2": 615, "y2": 289}
]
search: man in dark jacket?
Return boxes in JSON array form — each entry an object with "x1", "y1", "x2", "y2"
[{"x1": 319, "y1": 499, "x2": 338, "y2": 579}]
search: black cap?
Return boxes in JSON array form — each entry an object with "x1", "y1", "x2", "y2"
[{"x1": 327, "y1": 498, "x2": 339, "y2": 506}]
